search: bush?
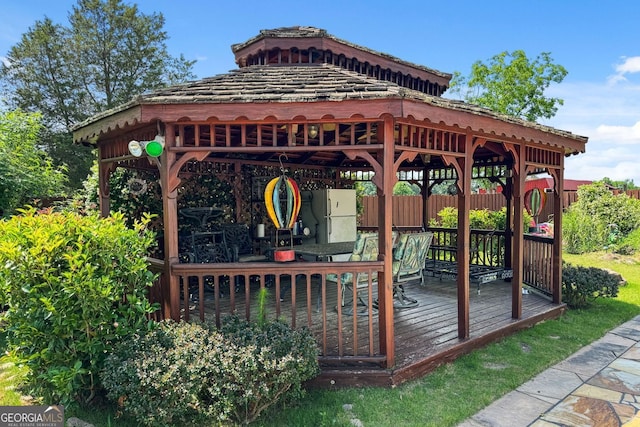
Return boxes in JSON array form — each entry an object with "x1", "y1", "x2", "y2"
[
  {"x1": 612, "y1": 227, "x2": 640, "y2": 255},
  {"x1": 563, "y1": 182, "x2": 640, "y2": 254},
  {"x1": 101, "y1": 315, "x2": 320, "y2": 426},
  {"x1": 562, "y1": 262, "x2": 620, "y2": 308},
  {"x1": 431, "y1": 206, "x2": 532, "y2": 231},
  {"x1": 0, "y1": 208, "x2": 158, "y2": 406}
]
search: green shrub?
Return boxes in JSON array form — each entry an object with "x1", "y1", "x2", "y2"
[
  {"x1": 0, "y1": 208, "x2": 158, "y2": 406},
  {"x1": 101, "y1": 315, "x2": 320, "y2": 426},
  {"x1": 431, "y1": 206, "x2": 532, "y2": 231},
  {"x1": 101, "y1": 321, "x2": 227, "y2": 426},
  {"x1": 562, "y1": 262, "x2": 620, "y2": 308},
  {"x1": 221, "y1": 316, "x2": 320, "y2": 424},
  {"x1": 563, "y1": 182, "x2": 640, "y2": 253},
  {"x1": 613, "y1": 227, "x2": 640, "y2": 255}
]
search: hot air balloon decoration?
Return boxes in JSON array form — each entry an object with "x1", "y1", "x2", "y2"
[
  {"x1": 264, "y1": 157, "x2": 302, "y2": 262},
  {"x1": 524, "y1": 188, "x2": 546, "y2": 229}
]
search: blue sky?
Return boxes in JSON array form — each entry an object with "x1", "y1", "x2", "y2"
[{"x1": 2, "y1": 0, "x2": 640, "y2": 186}]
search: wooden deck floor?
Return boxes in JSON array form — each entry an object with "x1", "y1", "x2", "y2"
[{"x1": 182, "y1": 274, "x2": 565, "y2": 388}]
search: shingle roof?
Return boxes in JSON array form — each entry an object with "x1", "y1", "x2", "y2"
[
  {"x1": 139, "y1": 63, "x2": 403, "y2": 104},
  {"x1": 231, "y1": 26, "x2": 451, "y2": 80},
  {"x1": 73, "y1": 63, "x2": 587, "y2": 147}
]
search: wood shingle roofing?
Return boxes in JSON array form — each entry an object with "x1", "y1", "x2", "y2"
[
  {"x1": 73, "y1": 62, "x2": 587, "y2": 155},
  {"x1": 71, "y1": 25, "x2": 587, "y2": 156},
  {"x1": 231, "y1": 26, "x2": 451, "y2": 82},
  {"x1": 139, "y1": 64, "x2": 403, "y2": 104}
]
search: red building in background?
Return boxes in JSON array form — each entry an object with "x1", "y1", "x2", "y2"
[{"x1": 524, "y1": 177, "x2": 594, "y2": 194}]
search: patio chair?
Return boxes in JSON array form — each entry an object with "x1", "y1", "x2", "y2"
[
  {"x1": 328, "y1": 232, "x2": 398, "y2": 315},
  {"x1": 220, "y1": 223, "x2": 267, "y2": 262},
  {"x1": 325, "y1": 232, "x2": 379, "y2": 315},
  {"x1": 391, "y1": 231, "x2": 433, "y2": 308},
  {"x1": 189, "y1": 231, "x2": 232, "y2": 263}
]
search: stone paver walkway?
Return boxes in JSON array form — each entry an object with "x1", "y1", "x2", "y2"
[{"x1": 458, "y1": 315, "x2": 640, "y2": 427}]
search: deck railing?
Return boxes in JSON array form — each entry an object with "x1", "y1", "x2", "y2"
[
  {"x1": 171, "y1": 260, "x2": 386, "y2": 365},
  {"x1": 146, "y1": 231, "x2": 555, "y2": 365},
  {"x1": 427, "y1": 227, "x2": 506, "y2": 267},
  {"x1": 522, "y1": 234, "x2": 554, "y2": 296},
  {"x1": 427, "y1": 227, "x2": 555, "y2": 295}
]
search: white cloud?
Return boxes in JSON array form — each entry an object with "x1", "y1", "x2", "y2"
[
  {"x1": 616, "y1": 56, "x2": 640, "y2": 74},
  {"x1": 607, "y1": 56, "x2": 640, "y2": 85},
  {"x1": 0, "y1": 56, "x2": 9, "y2": 67},
  {"x1": 544, "y1": 78, "x2": 640, "y2": 185},
  {"x1": 595, "y1": 121, "x2": 640, "y2": 144}
]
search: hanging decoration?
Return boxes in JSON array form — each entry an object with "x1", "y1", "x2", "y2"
[
  {"x1": 264, "y1": 154, "x2": 301, "y2": 262},
  {"x1": 127, "y1": 177, "x2": 148, "y2": 196},
  {"x1": 264, "y1": 155, "x2": 302, "y2": 230},
  {"x1": 524, "y1": 188, "x2": 546, "y2": 220}
]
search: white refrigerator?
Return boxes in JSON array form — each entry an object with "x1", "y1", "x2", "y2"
[{"x1": 300, "y1": 189, "x2": 357, "y2": 244}]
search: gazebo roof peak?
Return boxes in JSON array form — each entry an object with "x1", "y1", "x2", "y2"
[{"x1": 231, "y1": 26, "x2": 452, "y2": 94}]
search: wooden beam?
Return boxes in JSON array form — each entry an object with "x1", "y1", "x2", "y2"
[
  {"x1": 456, "y1": 137, "x2": 472, "y2": 339},
  {"x1": 512, "y1": 145, "x2": 525, "y2": 319},
  {"x1": 378, "y1": 117, "x2": 396, "y2": 368},
  {"x1": 550, "y1": 162, "x2": 564, "y2": 304}
]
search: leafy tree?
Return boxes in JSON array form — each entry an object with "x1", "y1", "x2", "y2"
[
  {"x1": 393, "y1": 181, "x2": 420, "y2": 195},
  {"x1": 0, "y1": 110, "x2": 66, "y2": 216},
  {"x1": 1, "y1": 0, "x2": 196, "y2": 189},
  {"x1": 66, "y1": 0, "x2": 196, "y2": 111},
  {"x1": 449, "y1": 50, "x2": 567, "y2": 122},
  {"x1": 599, "y1": 177, "x2": 638, "y2": 191}
]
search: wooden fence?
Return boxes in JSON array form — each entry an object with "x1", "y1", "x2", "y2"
[
  {"x1": 360, "y1": 190, "x2": 639, "y2": 227},
  {"x1": 360, "y1": 194, "x2": 505, "y2": 227}
]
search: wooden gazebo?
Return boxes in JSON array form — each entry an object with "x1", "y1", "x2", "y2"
[{"x1": 72, "y1": 27, "x2": 587, "y2": 386}]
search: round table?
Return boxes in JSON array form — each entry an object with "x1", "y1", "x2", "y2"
[{"x1": 179, "y1": 207, "x2": 223, "y2": 229}]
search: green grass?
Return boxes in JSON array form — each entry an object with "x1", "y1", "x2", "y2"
[
  {"x1": 2, "y1": 251, "x2": 639, "y2": 427},
  {"x1": 0, "y1": 356, "x2": 28, "y2": 406},
  {"x1": 255, "y1": 251, "x2": 640, "y2": 427},
  {"x1": 0, "y1": 331, "x2": 29, "y2": 406}
]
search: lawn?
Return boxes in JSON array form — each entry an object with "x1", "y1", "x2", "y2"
[{"x1": 2, "y1": 250, "x2": 639, "y2": 426}]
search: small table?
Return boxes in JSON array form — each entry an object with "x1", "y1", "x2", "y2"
[
  {"x1": 294, "y1": 241, "x2": 355, "y2": 261},
  {"x1": 179, "y1": 207, "x2": 223, "y2": 230}
]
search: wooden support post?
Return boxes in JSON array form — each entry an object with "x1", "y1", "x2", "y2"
[
  {"x1": 377, "y1": 116, "x2": 396, "y2": 368},
  {"x1": 552, "y1": 161, "x2": 564, "y2": 304},
  {"x1": 511, "y1": 146, "x2": 525, "y2": 319},
  {"x1": 503, "y1": 176, "x2": 513, "y2": 269},
  {"x1": 456, "y1": 141, "x2": 472, "y2": 340},
  {"x1": 423, "y1": 163, "x2": 430, "y2": 229},
  {"x1": 160, "y1": 124, "x2": 181, "y2": 321},
  {"x1": 98, "y1": 146, "x2": 111, "y2": 218}
]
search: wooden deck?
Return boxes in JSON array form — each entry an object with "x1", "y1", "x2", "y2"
[{"x1": 177, "y1": 270, "x2": 564, "y2": 388}]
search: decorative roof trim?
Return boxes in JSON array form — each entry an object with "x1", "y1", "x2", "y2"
[{"x1": 231, "y1": 26, "x2": 451, "y2": 80}]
